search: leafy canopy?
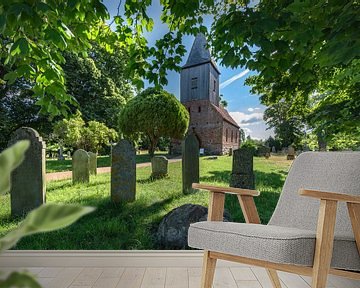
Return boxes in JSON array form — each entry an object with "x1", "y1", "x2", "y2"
[{"x1": 119, "y1": 87, "x2": 189, "y2": 155}]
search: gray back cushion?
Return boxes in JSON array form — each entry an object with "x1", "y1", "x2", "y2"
[{"x1": 269, "y1": 152, "x2": 360, "y2": 238}]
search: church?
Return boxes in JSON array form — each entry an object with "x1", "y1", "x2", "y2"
[{"x1": 171, "y1": 34, "x2": 240, "y2": 155}]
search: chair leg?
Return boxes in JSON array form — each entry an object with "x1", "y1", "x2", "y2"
[
  {"x1": 311, "y1": 200, "x2": 337, "y2": 288},
  {"x1": 201, "y1": 250, "x2": 217, "y2": 288},
  {"x1": 266, "y1": 269, "x2": 282, "y2": 288}
]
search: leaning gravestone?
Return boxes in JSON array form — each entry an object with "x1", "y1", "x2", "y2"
[
  {"x1": 230, "y1": 147, "x2": 255, "y2": 190},
  {"x1": 111, "y1": 139, "x2": 136, "y2": 203},
  {"x1": 72, "y1": 149, "x2": 90, "y2": 184},
  {"x1": 88, "y1": 152, "x2": 97, "y2": 175},
  {"x1": 287, "y1": 145, "x2": 295, "y2": 160},
  {"x1": 151, "y1": 156, "x2": 168, "y2": 179},
  {"x1": 8, "y1": 127, "x2": 46, "y2": 217},
  {"x1": 182, "y1": 134, "x2": 199, "y2": 194}
]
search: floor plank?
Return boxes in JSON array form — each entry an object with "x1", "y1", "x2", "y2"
[
  {"x1": 116, "y1": 267, "x2": 146, "y2": 288},
  {"x1": 165, "y1": 268, "x2": 188, "y2": 288},
  {"x1": 213, "y1": 267, "x2": 237, "y2": 288},
  {"x1": 141, "y1": 267, "x2": 167, "y2": 288}
]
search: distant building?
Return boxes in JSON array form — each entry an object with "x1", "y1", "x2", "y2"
[{"x1": 171, "y1": 34, "x2": 240, "y2": 155}]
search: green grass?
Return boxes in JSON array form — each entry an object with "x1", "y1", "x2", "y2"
[
  {"x1": 0, "y1": 155, "x2": 291, "y2": 250},
  {"x1": 46, "y1": 152, "x2": 170, "y2": 173}
]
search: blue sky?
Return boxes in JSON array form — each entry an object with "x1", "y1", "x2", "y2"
[{"x1": 103, "y1": 0, "x2": 273, "y2": 140}]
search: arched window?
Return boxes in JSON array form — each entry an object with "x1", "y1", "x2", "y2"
[
  {"x1": 235, "y1": 131, "x2": 238, "y2": 143},
  {"x1": 225, "y1": 128, "x2": 228, "y2": 142},
  {"x1": 198, "y1": 106, "x2": 201, "y2": 113},
  {"x1": 231, "y1": 130, "x2": 233, "y2": 142}
]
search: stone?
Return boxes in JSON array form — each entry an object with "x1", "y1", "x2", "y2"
[
  {"x1": 287, "y1": 145, "x2": 295, "y2": 160},
  {"x1": 199, "y1": 148, "x2": 205, "y2": 155},
  {"x1": 182, "y1": 134, "x2": 199, "y2": 194},
  {"x1": 157, "y1": 204, "x2": 231, "y2": 249},
  {"x1": 151, "y1": 156, "x2": 168, "y2": 179},
  {"x1": 8, "y1": 127, "x2": 46, "y2": 217},
  {"x1": 230, "y1": 147, "x2": 255, "y2": 190},
  {"x1": 265, "y1": 152, "x2": 270, "y2": 159},
  {"x1": 111, "y1": 139, "x2": 136, "y2": 203},
  {"x1": 229, "y1": 147, "x2": 233, "y2": 156},
  {"x1": 88, "y1": 152, "x2": 97, "y2": 175},
  {"x1": 271, "y1": 146, "x2": 276, "y2": 153},
  {"x1": 72, "y1": 149, "x2": 90, "y2": 184}
]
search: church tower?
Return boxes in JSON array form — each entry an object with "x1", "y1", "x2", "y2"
[
  {"x1": 180, "y1": 34, "x2": 220, "y2": 106},
  {"x1": 172, "y1": 34, "x2": 240, "y2": 155}
]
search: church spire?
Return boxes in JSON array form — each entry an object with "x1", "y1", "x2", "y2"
[{"x1": 183, "y1": 34, "x2": 212, "y2": 68}]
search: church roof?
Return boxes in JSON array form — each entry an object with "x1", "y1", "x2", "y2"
[
  {"x1": 211, "y1": 103, "x2": 240, "y2": 128},
  {"x1": 183, "y1": 34, "x2": 220, "y2": 73}
]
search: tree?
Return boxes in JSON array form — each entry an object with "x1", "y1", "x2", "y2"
[
  {"x1": 263, "y1": 102, "x2": 305, "y2": 148},
  {"x1": 119, "y1": 88, "x2": 189, "y2": 156},
  {"x1": 53, "y1": 111, "x2": 117, "y2": 153},
  {"x1": 62, "y1": 45, "x2": 133, "y2": 129}
]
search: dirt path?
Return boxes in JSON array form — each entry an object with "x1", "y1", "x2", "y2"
[{"x1": 46, "y1": 158, "x2": 182, "y2": 182}]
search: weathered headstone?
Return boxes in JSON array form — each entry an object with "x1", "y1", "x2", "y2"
[
  {"x1": 111, "y1": 139, "x2": 136, "y2": 203},
  {"x1": 287, "y1": 145, "x2": 295, "y2": 160},
  {"x1": 230, "y1": 147, "x2": 255, "y2": 190},
  {"x1": 151, "y1": 156, "x2": 168, "y2": 179},
  {"x1": 182, "y1": 134, "x2": 199, "y2": 194},
  {"x1": 229, "y1": 147, "x2": 233, "y2": 156},
  {"x1": 88, "y1": 152, "x2": 97, "y2": 175},
  {"x1": 8, "y1": 127, "x2": 46, "y2": 217},
  {"x1": 271, "y1": 146, "x2": 276, "y2": 153},
  {"x1": 72, "y1": 149, "x2": 90, "y2": 184},
  {"x1": 157, "y1": 204, "x2": 231, "y2": 249}
]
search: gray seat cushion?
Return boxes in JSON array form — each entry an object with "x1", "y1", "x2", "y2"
[{"x1": 188, "y1": 221, "x2": 360, "y2": 271}]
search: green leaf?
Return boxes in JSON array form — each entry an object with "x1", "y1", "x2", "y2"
[
  {"x1": 0, "y1": 271, "x2": 41, "y2": 288},
  {"x1": 0, "y1": 141, "x2": 30, "y2": 195},
  {"x1": 0, "y1": 204, "x2": 95, "y2": 251},
  {"x1": 10, "y1": 38, "x2": 30, "y2": 56}
]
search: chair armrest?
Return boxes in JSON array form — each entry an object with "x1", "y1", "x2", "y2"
[
  {"x1": 192, "y1": 183, "x2": 260, "y2": 197},
  {"x1": 299, "y1": 189, "x2": 360, "y2": 204}
]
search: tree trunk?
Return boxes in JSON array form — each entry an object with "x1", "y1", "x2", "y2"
[{"x1": 148, "y1": 136, "x2": 159, "y2": 157}]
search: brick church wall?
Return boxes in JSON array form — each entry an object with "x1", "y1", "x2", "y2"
[{"x1": 222, "y1": 121, "x2": 240, "y2": 154}]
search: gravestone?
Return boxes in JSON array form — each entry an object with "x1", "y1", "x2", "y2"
[
  {"x1": 111, "y1": 139, "x2": 136, "y2": 203},
  {"x1": 271, "y1": 146, "x2": 276, "y2": 153},
  {"x1": 287, "y1": 145, "x2": 295, "y2": 160},
  {"x1": 88, "y1": 152, "x2": 97, "y2": 175},
  {"x1": 157, "y1": 204, "x2": 231, "y2": 249},
  {"x1": 8, "y1": 127, "x2": 46, "y2": 217},
  {"x1": 151, "y1": 156, "x2": 168, "y2": 179},
  {"x1": 229, "y1": 147, "x2": 233, "y2": 156},
  {"x1": 182, "y1": 134, "x2": 199, "y2": 194},
  {"x1": 230, "y1": 147, "x2": 255, "y2": 190},
  {"x1": 72, "y1": 149, "x2": 90, "y2": 184}
]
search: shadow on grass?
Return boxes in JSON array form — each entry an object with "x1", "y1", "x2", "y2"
[
  {"x1": 12, "y1": 194, "x2": 177, "y2": 250},
  {"x1": 200, "y1": 170, "x2": 231, "y2": 183},
  {"x1": 200, "y1": 170, "x2": 285, "y2": 225}
]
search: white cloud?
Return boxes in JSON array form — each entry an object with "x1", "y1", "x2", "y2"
[
  {"x1": 220, "y1": 69, "x2": 250, "y2": 89},
  {"x1": 229, "y1": 111, "x2": 275, "y2": 140},
  {"x1": 247, "y1": 107, "x2": 261, "y2": 112},
  {"x1": 229, "y1": 111, "x2": 263, "y2": 126}
]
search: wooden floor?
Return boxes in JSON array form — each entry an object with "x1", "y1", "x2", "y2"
[{"x1": 1, "y1": 251, "x2": 359, "y2": 288}]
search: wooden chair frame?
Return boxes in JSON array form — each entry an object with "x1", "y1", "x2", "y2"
[{"x1": 192, "y1": 183, "x2": 360, "y2": 288}]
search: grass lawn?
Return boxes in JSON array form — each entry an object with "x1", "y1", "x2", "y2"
[
  {"x1": 0, "y1": 155, "x2": 292, "y2": 250},
  {"x1": 46, "y1": 151, "x2": 169, "y2": 173}
]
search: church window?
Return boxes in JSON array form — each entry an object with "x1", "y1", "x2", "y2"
[
  {"x1": 231, "y1": 130, "x2": 233, "y2": 142},
  {"x1": 225, "y1": 129, "x2": 228, "y2": 142},
  {"x1": 198, "y1": 106, "x2": 201, "y2": 113},
  {"x1": 191, "y1": 77, "x2": 198, "y2": 89},
  {"x1": 235, "y1": 131, "x2": 238, "y2": 143},
  {"x1": 213, "y1": 80, "x2": 216, "y2": 91}
]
